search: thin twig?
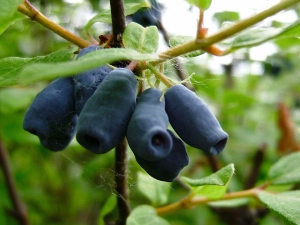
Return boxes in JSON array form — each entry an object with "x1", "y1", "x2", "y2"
[
  {"x1": 17, "y1": 2, "x2": 90, "y2": 48},
  {"x1": 156, "y1": 186, "x2": 265, "y2": 215},
  {"x1": 115, "y1": 138, "x2": 130, "y2": 225},
  {"x1": 147, "y1": 63, "x2": 173, "y2": 87},
  {"x1": 0, "y1": 138, "x2": 29, "y2": 225},
  {"x1": 196, "y1": 9, "x2": 205, "y2": 39},
  {"x1": 244, "y1": 143, "x2": 267, "y2": 189},
  {"x1": 207, "y1": 155, "x2": 220, "y2": 172},
  {"x1": 109, "y1": 0, "x2": 130, "y2": 224}
]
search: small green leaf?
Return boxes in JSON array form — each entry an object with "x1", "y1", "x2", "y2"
[
  {"x1": 84, "y1": 2, "x2": 150, "y2": 31},
  {"x1": 0, "y1": 47, "x2": 76, "y2": 87},
  {"x1": 98, "y1": 195, "x2": 117, "y2": 225},
  {"x1": 182, "y1": 164, "x2": 234, "y2": 187},
  {"x1": 126, "y1": 205, "x2": 170, "y2": 225},
  {"x1": 17, "y1": 48, "x2": 158, "y2": 85},
  {"x1": 123, "y1": 22, "x2": 159, "y2": 54},
  {"x1": 258, "y1": 191, "x2": 300, "y2": 225},
  {"x1": 169, "y1": 35, "x2": 204, "y2": 58},
  {"x1": 182, "y1": 164, "x2": 234, "y2": 199},
  {"x1": 194, "y1": 185, "x2": 226, "y2": 199},
  {"x1": 137, "y1": 172, "x2": 170, "y2": 206},
  {"x1": 227, "y1": 19, "x2": 300, "y2": 51},
  {"x1": 185, "y1": 0, "x2": 212, "y2": 10},
  {"x1": 213, "y1": 11, "x2": 240, "y2": 27},
  {"x1": 267, "y1": 152, "x2": 300, "y2": 185}
]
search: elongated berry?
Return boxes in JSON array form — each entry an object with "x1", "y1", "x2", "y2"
[
  {"x1": 73, "y1": 45, "x2": 112, "y2": 114},
  {"x1": 76, "y1": 68, "x2": 137, "y2": 154},
  {"x1": 165, "y1": 84, "x2": 228, "y2": 155},
  {"x1": 127, "y1": 88, "x2": 172, "y2": 161},
  {"x1": 135, "y1": 130, "x2": 189, "y2": 182},
  {"x1": 23, "y1": 77, "x2": 77, "y2": 151}
]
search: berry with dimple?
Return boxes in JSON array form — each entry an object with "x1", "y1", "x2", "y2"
[
  {"x1": 76, "y1": 68, "x2": 137, "y2": 154},
  {"x1": 127, "y1": 88, "x2": 172, "y2": 161},
  {"x1": 23, "y1": 77, "x2": 77, "y2": 151},
  {"x1": 73, "y1": 45, "x2": 113, "y2": 114},
  {"x1": 165, "y1": 84, "x2": 228, "y2": 155},
  {"x1": 134, "y1": 129, "x2": 189, "y2": 182}
]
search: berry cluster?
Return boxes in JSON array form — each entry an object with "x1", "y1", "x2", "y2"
[{"x1": 23, "y1": 46, "x2": 228, "y2": 182}]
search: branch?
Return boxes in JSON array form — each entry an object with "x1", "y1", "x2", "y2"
[
  {"x1": 0, "y1": 138, "x2": 29, "y2": 225},
  {"x1": 110, "y1": 0, "x2": 126, "y2": 47},
  {"x1": 115, "y1": 138, "x2": 130, "y2": 225},
  {"x1": 17, "y1": 2, "x2": 90, "y2": 48},
  {"x1": 156, "y1": 183, "x2": 269, "y2": 215},
  {"x1": 244, "y1": 143, "x2": 267, "y2": 189},
  {"x1": 156, "y1": 0, "x2": 300, "y2": 63}
]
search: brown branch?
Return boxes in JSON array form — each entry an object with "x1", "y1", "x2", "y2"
[
  {"x1": 110, "y1": 0, "x2": 126, "y2": 47},
  {"x1": 17, "y1": 2, "x2": 90, "y2": 48},
  {"x1": 115, "y1": 138, "x2": 130, "y2": 225},
  {"x1": 207, "y1": 155, "x2": 221, "y2": 172},
  {"x1": 0, "y1": 138, "x2": 29, "y2": 225},
  {"x1": 244, "y1": 143, "x2": 267, "y2": 189}
]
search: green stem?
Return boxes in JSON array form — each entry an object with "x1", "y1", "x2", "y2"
[
  {"x1": 147, "y1": 64, "x2": 173, "y2": 88},
  {"x1": 156, "y1": 183, "x2": 270, "y2": 215},
  {"x1": 156, "y1": 0, "x2": 300, "y2": 63}
]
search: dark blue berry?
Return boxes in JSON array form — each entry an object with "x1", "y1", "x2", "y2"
[
  {"x1": 127, "y1": 88, "x2": 172, "y2": 161},
  {"x1": 23, "y1": 77, "x2": 77, "y2": 151},
  {"x1": 76, "y1": 68, "x2": 137, "y2": 154},
  {"x1": 74, "y1": 45, "x2": 113, "y2": 114},
  {"x1": 165, "y1": 85, "x2": 228, "y2": 155},
  {"x1": 135, "y1": 130, "x2": 189, "y2": 182}
]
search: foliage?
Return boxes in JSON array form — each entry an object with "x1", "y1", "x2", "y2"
[{"x1": 1, "y1": 0, "x2": 300, "y2": 225}]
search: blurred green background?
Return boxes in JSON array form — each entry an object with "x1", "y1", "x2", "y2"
[{"x1": 1, "y1": 0, "x2": 300, "y2": 224}]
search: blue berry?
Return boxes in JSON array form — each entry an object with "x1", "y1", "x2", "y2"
[
  {"x1": 74, "y1": 45, "x2": 113, "y2": 114},
  {"x1": 135, "y1": 130, "x2": 189, "y2": 182},
  {"x1": 23, "y1": 77, "x2": 77, "y2": 151},
  {"x1": 76, "y1": 68, "x2": 137, "y2": 153},
  {"x1": 165, "y1": 85, "x2": 228, "y2": 155},
  {"x1": 127, "y1": 88, "x2": 172, "y2": 161}
]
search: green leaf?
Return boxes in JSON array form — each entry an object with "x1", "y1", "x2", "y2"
[
  {"x1": 0, "y1": 11, "x2": 24, "y2": 35},
  {"x1": 213, "y1": 11, "x2": 240, "y2": 27},
  {"x1": 137, "y1": 172, "x2": 170, "y2": 206},
  {"x1": 182, "y1": 164, "x2": 234, "y2": 187},
  {"x1": 0, "y1": 88, "x2": 37, "y2": 114},
  {"x1": 126, "y1": 205, "x2": 170, "y2": 225},
  {"x1": 0, "y1": 47, "x2": 76, "y2": 87},
  {"x1": 98, "y1": 195, "x2": 117, "y2": 225},
  {"x1": 84, "y1": 2, "x2": 150, "y2": 31},
  {"x1": 17, "y1": 48, "x2": 158, "y2": 85},
  {"x1": 123, "y1": 22, "x2": 159, "y2": 54},
  {"x1": 267, "y1": 152, "x2": 300, "y2": 185},
  {"x1": 228, "y1": 19, "x2": 300, "y2": 51},
  {"x1": 169, "y1": 35, "x2": 205, "y2": 58},
  {"x1": 185, "y1": 0, "x2": 212, "y2": 10},
  {"x1": 0, "y1": 0, "x2": 23, "y2": 22},
  {"x1": 182, "y1": 164, "x2": 235, "y2": 199},
  {"x1": 258, "y1": 191, "x2": 300, "y2": 225}
]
